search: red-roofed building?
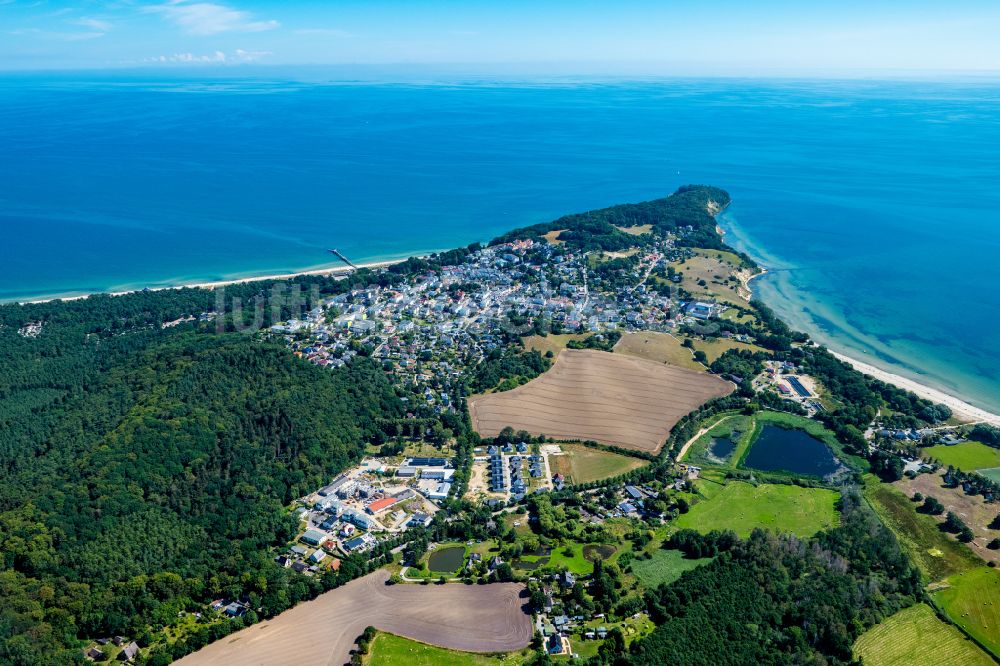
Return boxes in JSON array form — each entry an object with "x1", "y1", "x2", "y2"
[{"x1": 366, "y1": 497, "x2": 399, "y2": 514}]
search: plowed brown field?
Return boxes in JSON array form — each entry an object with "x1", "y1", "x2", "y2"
[
  {"x1": 468, "y1": 349, "x2": 733, "y2": 453},
  {"x1": 175, "y1": 570, "x2": 532, "y2": 666}
]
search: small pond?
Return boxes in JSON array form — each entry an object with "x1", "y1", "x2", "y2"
[
  {"x1": 708, "y1": 436, "x2": 736, "y2": 461},
  {"x1": 743, "y1": 425, "x2": 840, "y2": 477},
  {"x1": 427, "y1": 546, "x2": 466, "y2": 573}
]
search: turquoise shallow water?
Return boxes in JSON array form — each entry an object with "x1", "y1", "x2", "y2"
[{"x1": 0, "y1": 74, "x2": 998, "y2": 412}]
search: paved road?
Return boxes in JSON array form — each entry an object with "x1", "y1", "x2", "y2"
[{"x1": 175, "y1": 569, "x2": 533, "y2": 666}]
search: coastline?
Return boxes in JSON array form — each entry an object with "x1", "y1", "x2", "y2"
[
  {"x1": 718, "y1": 214, "x2": 1000, "y2": 426},
  {"x1": 829, "y1": 350, "x2": 1000, "y2": 426},
  {"x1": 16, "y1": 259, "x2": 408, "y2": 305},
  {"x1": 15, "y1": 211, "x2": 1000, "y2": 427}
]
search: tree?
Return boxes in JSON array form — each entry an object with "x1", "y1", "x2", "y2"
[
  {"x1": 919, "y1": 497, "x2": 945, "y2": 515},
  {"x1": 942, "y1": 512, "x2": 968, "y2": 533},
  {"x1": 495, "y1": 563, "x2": 515, "y2": 582}
]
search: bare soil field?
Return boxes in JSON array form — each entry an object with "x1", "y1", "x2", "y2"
[
  {"x1": 896, "y1": 471, "x2": 1000, "y2": 565},
  {"x1": 468, "y1": 349, "x2": 733, "y2": 454},
  {"x1": 175, "y1": 570, "x2": 532, "y2": 666}
]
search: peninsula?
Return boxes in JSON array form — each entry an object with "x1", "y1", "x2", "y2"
[{"x1": 1, "y1": 186, "x2": 998, "y2": 666}]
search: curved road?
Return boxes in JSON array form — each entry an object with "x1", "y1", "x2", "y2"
[{"x1": 175, "y1": 570, "x2": 533, "y2": 666}]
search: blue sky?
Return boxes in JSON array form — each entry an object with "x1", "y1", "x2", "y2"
[{"x1": 2, "y1": 0, "x2": 1000, "y2": 74}]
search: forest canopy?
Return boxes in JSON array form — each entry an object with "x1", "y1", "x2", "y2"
[{"x1": 0, "y1": 306, "x2": 401, "y2": 663}]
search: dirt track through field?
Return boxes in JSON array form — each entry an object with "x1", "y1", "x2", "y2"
[
  {"x1": 175, "y1": 570, "x2": 532, "y2": 666},
  {"x1": 468, "y1": 349, "x2": 733, "y2": 454}
]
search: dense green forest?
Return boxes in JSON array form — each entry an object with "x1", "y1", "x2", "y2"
[
  {"x1": 0, "y1": 295, "x2": 403, "y2": 663},
  {"x1": 490, "y1": 185, "x2": 733, "y2": 251}
]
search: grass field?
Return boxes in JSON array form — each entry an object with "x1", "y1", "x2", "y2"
[
  {"x1": 613, "y1": 331, "x2": 767, "y2": 369},
  {"x1": 613, "y1": 331, "x2": 704, "y2": 371},
  {"x1": 670, "y1": 249, "x2": 750, "y2": 307},
  {"x1": 548, "y1": 443, "x2": 649, "y2": 484},
  {"x1": 853, "y1": 603, "x2": 994, "y2": 666},
  {"x1": 674, "y1": 481, "x2": 839, "y2": 538},
  {"x1": 694, "y1": 338, "x2": 769, "y2": 363},
  {"x1": 863, "y1": 478, "x2": 980, "y2": 582},
  {"x1": 923, "y1": 441, "x2": 1000, "y2": 471},
  {"x1": 616, "y1": 223, "x2": 653, "y2": 235},
  {"x1": 521, "y1": 333, "x2": 590, "y2": 356},
  {"x1": 366, "y1": 632, "x2": 530, "y2": 666},
  {"x1": 547, "y1": 541, "x2": 596, "y2": 575},
  {"x1": 933, "y1": 567, "x2": 1000, "y2": 659},
  {"x1": 631, "y1": 549, "x2": 712, "y2": 589}
]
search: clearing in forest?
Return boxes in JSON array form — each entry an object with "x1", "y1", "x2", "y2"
[
  {"x1": 674, "y1": 481, "x2": 839, "y2": 538},
  {"x1": 468, "y1": 349, "x2": 733, "y2": 454}
]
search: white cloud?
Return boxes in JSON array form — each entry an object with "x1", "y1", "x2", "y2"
[
  {"x1": 232, "y1": 48, "x2": 270, "y2": 61},
  {"x1": 147, "y1": 1, "x2": 279, "y2": 36},
  {"x1": 145, "y1": 48, "x2": 272, "y2": 63},
  {"x1": 73, "y1": 17, "x2": 114, "y2": 32}
]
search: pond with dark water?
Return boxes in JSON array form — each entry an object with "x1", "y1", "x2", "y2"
[
  {"x1": 708, "y1": 437, "x2": 736, "y2": 461},
  {"x1": 743, "y1": 425, "x2": 840, "y2": 477},
  {"x1": 427, "y1": 546, "x2": 466, "y2": 573}
]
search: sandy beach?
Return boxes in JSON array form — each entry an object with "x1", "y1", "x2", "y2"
[
  {"x1": 19, "y1": 259, "x2": 406, "y2": 305},
  {"x1": 830, "y1": 350, "x2": 1000, "y2": 426}
]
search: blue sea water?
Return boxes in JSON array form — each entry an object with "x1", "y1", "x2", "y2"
[{"x1": 1, "y1": 74, "x2": 998, "y2": 412}]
